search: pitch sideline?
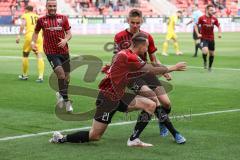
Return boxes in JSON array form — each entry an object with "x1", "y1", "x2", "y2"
[{"x1": 0, "y1": 108, "x2": 240, "y2": 141}]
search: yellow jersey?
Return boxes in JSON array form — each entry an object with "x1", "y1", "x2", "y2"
[
  {"x1": 21, "y1": 12, "x2": 39, "y2": 35},
  {"x1": 167, "y1": 15, "x2": 178, "y2": 33}
]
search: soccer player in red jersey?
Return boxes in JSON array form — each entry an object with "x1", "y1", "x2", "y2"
[
  {"x1": 195, "y1": 4, "x2": 222, "y2": 72},
  {"x1": 31, "y1": 0, "x2": 73, "y2": 112},
  {"x1": 104, "y1": 9, "x2": 186, "y2": 143},
  {"x1": 49, "y1": 33, "x2": 187, "y2": 147}
]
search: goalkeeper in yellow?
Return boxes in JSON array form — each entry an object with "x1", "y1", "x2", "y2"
[
  {"x1": 162, "y1": 10, "x2": 183, "y2": 56},
  {"x1": 16, "y1": 5, "x2": 44, "y2": 82}
]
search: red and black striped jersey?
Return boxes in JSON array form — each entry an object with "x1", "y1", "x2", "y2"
[
  {"x1": 114, "y1": 29, "x2": 157, "y2": 61},
  {"x1": 99, "y1": 49, "x2": 146, "y2": 101},
  {"x1": 197, "y1": 15, "x2": 220, "y2": 41},
  {"x1": 35, "y1": 14, "x2": 71, "y2": 54}
]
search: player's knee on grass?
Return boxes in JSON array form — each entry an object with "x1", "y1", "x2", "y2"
[{"x1": 89, "y1": 130, "x2": 103, "y2": 141}]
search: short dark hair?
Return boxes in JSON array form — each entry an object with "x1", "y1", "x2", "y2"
[
  {"x1": 129, "y1": 9, "x2": 142, "y2": 18},
  {"x1": 25, "y1": 5, "x2": 33, "y2": 11},
  {"x1": 206, "y1": 4, "x2": 214, "y2": 10},
  {"x1": 177, "y1": 10, "x2": 182, "y2": 14},
  {"x1": 132, "y1": 32, "x2": 148, "y2": 46},
  {"x1": 195, "y1": 4, "x2": 198, "y2": 8}
]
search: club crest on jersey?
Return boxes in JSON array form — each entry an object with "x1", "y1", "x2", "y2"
[
  {"x1": 120, "y1": 40, "x2": 131, "y2": 50},
  {"x1": 57, "y1": 18, "x2": 63, "y2": 26}
]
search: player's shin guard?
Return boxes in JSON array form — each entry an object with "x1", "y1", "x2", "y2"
[
  {"x1": 130, "y1": 111, "x2": 151, "y2": 141},
  {"x1": 58, "y1": 79, "x2": 68, "y2": 101},
  {"x1": 155, "y1": 106, "x2": 178, "y2": 137},
  {"x1": 37, "y1": 58, "x2": 44, "y2": 79},
  {"x1": 22, "y1": 57, "x2": 29, "y2": 76},
  {"x1": 66, "y1": 131, "x2": 90, "y2": 143},
  {"x1": 209, "y1": 55, "x2": 214, "y2": 68}
]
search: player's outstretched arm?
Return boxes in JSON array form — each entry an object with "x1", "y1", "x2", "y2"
[{"x1": 140, "y1": 62, "x2": 187, "y2": 75}]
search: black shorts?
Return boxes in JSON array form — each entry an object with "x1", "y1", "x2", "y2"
[
  {"x1": 94, "y1": 91, "x2": 136, "y2": 124},
  {"x1": 193, "y1": 26, "x2": 201, "y2": 40},
  {"x1": 200, "y1": 39, "x2": 215, "y2": 51},
  {"x1": 46, "y1": 54, "x2": 70, "y2": 72},
  {"x1": 128, "y1": 72, "x2": 162, "y2": 93}
]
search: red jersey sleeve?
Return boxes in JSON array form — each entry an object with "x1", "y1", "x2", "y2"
[
  {"x1": 148, "y1": 34, "x2": 157, "y2": 54},
  {"x1": 63, "y1": 16, "x2": 71, "y2": 31},
  {"x1": 35, "y1": 18, "x2": 42, "y2": 32}
]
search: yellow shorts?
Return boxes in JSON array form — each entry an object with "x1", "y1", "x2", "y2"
[
  {"x1": 23, "y1": 33, "x2": 43, "y2": 53},
  {"x1": 165, "y1": 32, "x2": 177, "y2": 41}
]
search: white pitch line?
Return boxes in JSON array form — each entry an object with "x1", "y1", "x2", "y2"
[
  {"x1": 0, "y1": 55, "x2": 240, "y2": 71},
  {"x1": 0, "y1": 108, "x2": 240, "y2": 141}
]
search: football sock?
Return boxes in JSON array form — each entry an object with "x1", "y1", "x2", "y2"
[
  {"x1": 173, "y1": 42, "x2": 180, "y2": 53},
  {"x1": 37, "y1": 58, "x2": 44, "y2": 79},
  {"x1": 194, "y1": 43, "x2": 200, "y2": 56},
  {"x1": 58, "y1": 79, "x2": 68, "y2": 101},
  {"x1": 130, "y1": 111, "x2": 151, "y2": 141},
  {"x1": 155, "y1": 106, "x2": 178, "y2": 137},
  {"x1": 22, "y1": 57, "x2": 29, "y2": 76},
  {"x1": 66, "y1": 131, "x2": 89, "y2": 143},
  {"x1": 209, "y1": 55, "x2": 214, "y2": 68},
  {"x1": 202, "y1": 54, "x2": 207, "y2": 63},
  {"x1": 162, "y1": 41, "x2": 168, "y2": 53}
]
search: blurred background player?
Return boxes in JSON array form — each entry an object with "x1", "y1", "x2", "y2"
[
  {"x1": 186, "y1": 4, "x2": 203, "y2": 57},
  {"x1": 32, "y1": 0, "x2": 73, "y2": 112},
  {"x1": 162, "y1": 10, "x2": 183, "y2": 56},
  {"x1": 195, "y1": 4, "x2": 222, "y2": 72},
  {"x1": 16, "y1": 5, "x2": 44, "y2": 82}
]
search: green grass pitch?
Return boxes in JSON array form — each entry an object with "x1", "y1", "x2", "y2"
[{"x1": 0, "y1": 32, "x2": 240, "y2": 160}]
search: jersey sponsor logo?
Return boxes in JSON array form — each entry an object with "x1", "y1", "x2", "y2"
[{"x1": 46, "y1": 26, "x2": 63, "y2": 31}]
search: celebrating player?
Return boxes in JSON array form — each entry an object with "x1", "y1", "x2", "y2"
[
  {"x1": 195, "y1": 4, "x2": 222, "y2": 71},
  {"x1": 16, "y1": 5, "x2": 45, "y2": 82},
  {"x1": 111, "y1": 9, "x2": 186, "y2": 143},
  {"x1": 32, "y1": 0, "x2": 73, "y2": 112},
  {"x1": 49, "y1": 32, "x2": 187, "y2": 147},
  {"x1": 162, "y1": 10, "x2": 183, "y2": 56}
]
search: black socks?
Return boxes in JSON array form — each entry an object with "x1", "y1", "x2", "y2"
[
  {"x1": 66, "y1": 131, "x2": 90, "y2": 143},
  {"x1": 130, "y1": 111, "x2": 152, "y2": 141}
]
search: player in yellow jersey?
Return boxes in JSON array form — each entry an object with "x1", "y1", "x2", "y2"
[
  {"x1": 162, "y1": 10, "x2": 183, "y2": 56},
  {"x1": 16, "y1": 5, "x2": 45, "y2": 82}
]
